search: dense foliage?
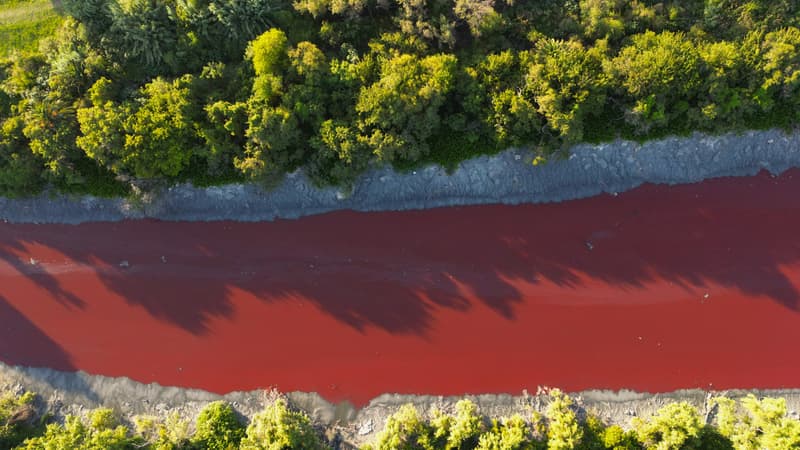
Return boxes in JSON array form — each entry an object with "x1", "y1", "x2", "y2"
[
  {"x1": 3, "y1": 387, "x2": 800, "y2": 449},
  {"x1": 1, "y1": 0, "x2": 800, "y2": 196}
]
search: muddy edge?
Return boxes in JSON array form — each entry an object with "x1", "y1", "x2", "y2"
[
  {"x1": 1, "y1": 129, "x2": 799, "y2": 224},
  {"x1": 2, "y1": 363, "x2": 799, "y2": 448}
]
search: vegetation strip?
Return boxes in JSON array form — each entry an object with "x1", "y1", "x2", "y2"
[
  {"x1": 2, "y1": 1, "x2": 800, "y2": 198},
  {"x1": 2, "y1": 364, "x2": 800, "y2": 449}
]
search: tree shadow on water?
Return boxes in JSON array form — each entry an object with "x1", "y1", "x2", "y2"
[
  {"x1": 0, "y1": 296, "x2": 99, "y2": 403},
  {"x1": 1, "y1": 170, "x2": 799, "y2": 338}
]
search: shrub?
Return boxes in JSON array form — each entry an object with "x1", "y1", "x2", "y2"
[
  {"x1": 632, "y1": 402, "x2": 703, "y2": 450},
  {"x1": 240, "y1": 398, "x2": 326, "y2": 450},
  {"x1": 19, "y1": 407, "x2": 141, "y2": 449},
  {"x1": 0, "y1": 390, "x2": 41, "y2": 449},
  {"x1": 192, "y1": 401, "x2": 246, "y2": 450}
]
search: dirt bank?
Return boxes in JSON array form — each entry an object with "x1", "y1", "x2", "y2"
[
  {"x1": 3, "y1": 363, "x2": 799, "y2": 449},
  {"x1": 1, "y1": 129, "x2": 799, "y2": 224}
]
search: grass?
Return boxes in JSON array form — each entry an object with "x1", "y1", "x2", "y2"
[{"x1": 0, "y1": 0, "x2": 63, "y2": 58}]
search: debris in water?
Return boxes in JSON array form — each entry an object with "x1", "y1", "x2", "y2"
[
  {"x1": 29, "y1": 258, "x2": 37, "y2": 266},
  {"x1": 585, "y1": 241, "x2": 594, "y2": 251},
  {"x1": 161, "y1": 256, "x2": 167, "y2": 263},
  {"x1": 119, "y1": 260, "x2": 130, "y2": 268}
]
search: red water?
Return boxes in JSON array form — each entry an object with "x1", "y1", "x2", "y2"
[{"x1": 2, "y1": 170, "x2": 800, "y2": 406}]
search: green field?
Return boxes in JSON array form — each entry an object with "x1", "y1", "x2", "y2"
[{"x1": 0, "y1": 0, "x2": 62, "y2": 57}]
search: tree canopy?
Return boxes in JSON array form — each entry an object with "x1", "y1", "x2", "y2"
[{"x1": 2, "y1": 0, "x2": 800, "y2": 195}]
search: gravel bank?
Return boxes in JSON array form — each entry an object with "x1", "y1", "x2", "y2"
[
  {"x1": 1, "y1": 129, "x2": 798, "y2": 223},
  {"x1": 3, "y1": 363, "x2": 799, "y2": 449}
]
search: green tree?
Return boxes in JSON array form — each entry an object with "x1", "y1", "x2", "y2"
[
  {"x1": 441, "y1": 400, "x2": 484, "y2": 449},
  {"x1": 249, "y1": 29, "x2": 290, "y2": 78},
  {"x1": 527, "y1": 39, "x2": 607, "y2": 144},
  {"x1": 364, "y1": 404, "x2": 431, "y2": 450},
  {"x1": 0, "y1": 390, "x2": 42, "y2": 448},
  {"x1": 712, "y1": 395, "x2": 800, "y2": 450},
  {"x1": 0, "y1": 115, "x2": 45, "y2": 197},
  {"x1": 19, "y1": 408, "x2": 141, "y2": 449},
  {"x1": 632, "y1": 402, "x2": 703, "y2": 450},
  {"x1": 356, "y1": 53, "x2": 457, "y2": 163},
  {"x1": 753, "y1": 27, "x2": 800, "y2": 116},
  {"x1": 293, "y1": 0, "x2": 366, "y2": 19},
  {"x1": 199, "y1": 100, "x2": 249, "y2": 176},
  {"x1": 133, "y1": 413, "x2": 191, "y2": 450},
  {"x1": 192, "y1": 401, "x2": 246, "y2": 450},
  {"x1": 579, "y1": 0, "x2": 625, "y2": 40},
  {"x1": 238, "y1": 105, "x2": 303, "y2": 178},
  {"x1": 240, "y1": 398, "x2": 327, "y2": 450},
  {"x1": 176, "y1": 0, "x2": 275, "y2": 64},
  {"x1": 453, "y1": 0, "x2": 501, "y2": 38},
  {"x1": 608, "y1": 30, "x2": 702, "y2": 133},
  {"x1": 106, "y1": 0, "x2": 180, "y2": 76},
  {"x1": 476, "y1": 414, "x2": 533, "y2": 450},
  {"x1": 307, "y1": 119, "x2": 370, "y2": 186},
  {"x1": 77, "y1": 76, "x2": 199, "y2": 178},
  {"x1": 395, "y1": 0, "x2": 457, "y2": 49},
  {"x1": 471, "y1": 50, "x2": 540, "y2": 148},
  {"x1": 545, "y1": 389, "x2": 583, "y2": 450}
]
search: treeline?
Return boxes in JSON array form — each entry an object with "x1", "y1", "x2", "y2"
[
  {"x1": 3, "y1": 387, "x2": 800, "y2": 449},
  {"x1": 1, "y1": 0, "x2": 800, "y2": 197}
]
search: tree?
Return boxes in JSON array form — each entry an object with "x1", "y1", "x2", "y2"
[
  {"x1": 293, "y1": 0, "x2": 366, "y2": 19},
  {"x1": 199, "y1": 100, "x2": 249, "y2": 176},
  {"x1": 106, "y1": 0, "x2": 180, "y2": 76},
  {"x1": 364, "y1": 404, "x2": 430, "y2": 450},
  {"x1": 0, "y1": 390, "x2": 41, "y2": 448},
  {"x1": 454, "y1": 0, "x2": 501, "y2": 38},
  {"x1": 0, "y1": 117, "x2": 44, "y2": 197},
  {"x1": 527, "y1": 38, "x2": 607, "y2": 144},
  {"x1": 19, "y1": 408, "x2": 141, "y2": 449},
  {"x1": 395, "y1": 0, "x2": 457, "y2": 49},
  {"x1": 192, "y1": 401, "x2": 246, "y2": 450},
  {"x1": 476, "y1": 415, "x2": 533, "y2": 450},
  {"x1": 695, "y1": 39, "x2": 757, "y2": 128},
  {"x1": 443, "y1": 400, "x2": 484, "y2": 449},
  {"x1": 608, "y1": 30, "x2": 702, "y2": 133},
  {"x1": 712, "y1": 395, "x2": 800, "y2": 449},
  {"x1": 240, "y1": 398, "x2": 326, "y2": 450},
  {"x1": 307, "y1": 119, "x2": 370, "y2": 186},
  {"x1": 60, "y1": 0, "x2": 114, "y2": 41},
  {"x1": 545, "y1": 389, "x2": 583, "y2": 450},
  {"x1": 471, "y1": 50, "x2": 540, "y2": 147},
  {"x1": 356, "y1": 53, "x2": 457, "y2": 163},
  {"x1": 176, "y1": 0, "x2": 275, "y2": 62},
  {"x1": 632, "y1": 402, "x2": 703, "y2": 450},
  {"x1": 77, "y1": 76, "x2": 199, "y2": 178},
  {"x1": 579, "y1": 0, "x2": 625, "y2": 40},
  {"x1": 753, "y1": 27, "x2": 800, "y2": 116},
  {"x1": 238, "y1": 105, "x2": 303, "y2": 178},
  {"x1": 249, "y1": 29, "x2": 290, "y2": 78}
]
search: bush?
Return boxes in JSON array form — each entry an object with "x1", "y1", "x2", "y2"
[
  {"x1": 192, "y1": 401, "x2": 246, "y2": 450},
  {"x1": 0, "y1": 390, "x2": 41, "y2": 449},
  {"x1": 19, "y1": 407, "x2": 141, "y2": 449},
  {"x1": 240, "y1": 398, "x2": 326, "y2": 450}
]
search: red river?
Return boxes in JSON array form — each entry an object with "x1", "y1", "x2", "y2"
[{"x1": 1, "y1": 170, "x2": 800, "y2": 406}]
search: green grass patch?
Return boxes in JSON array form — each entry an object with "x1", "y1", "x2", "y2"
[{"x1": 0, "y1": 0, "x2": 63, "y2": 57}]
